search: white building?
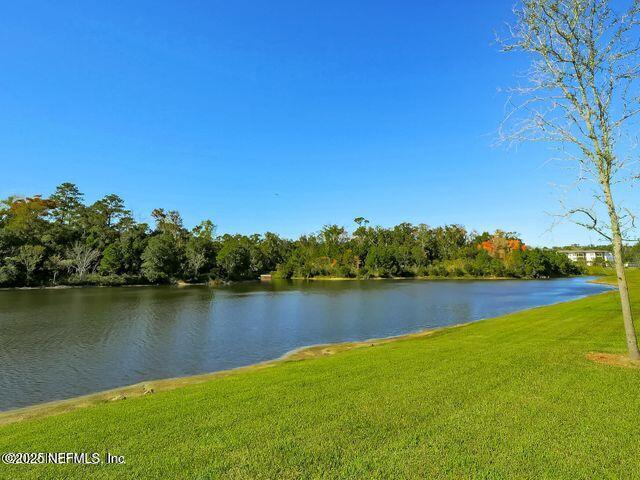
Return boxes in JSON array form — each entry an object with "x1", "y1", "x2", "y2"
[{"x1": 559, "y1": 249, "x2": 614, "y2": 266}]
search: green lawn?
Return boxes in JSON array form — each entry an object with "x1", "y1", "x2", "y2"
[{"x1": 2, "y1": 273, "x2": 640, "y2": 479}]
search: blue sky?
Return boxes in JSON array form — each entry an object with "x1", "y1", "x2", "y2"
[{"x1": 0, "y1": 0, "x2": 616, "y2": 246}]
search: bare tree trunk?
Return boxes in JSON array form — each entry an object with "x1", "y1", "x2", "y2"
[
  {"x1": 500, "y1": 0, "x2": 640, "y2": 359},
  {"x1": 605, "y1": 184, "x2": 640, "y2": 360}
]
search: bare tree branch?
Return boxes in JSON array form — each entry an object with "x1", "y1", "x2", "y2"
[{"x1": 499, "y1": 0, "x2": 640, "y2": 359}]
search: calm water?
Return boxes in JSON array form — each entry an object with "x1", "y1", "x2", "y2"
[{"x1": 0, "y1": 277, "x2": 611, "y2": 411}]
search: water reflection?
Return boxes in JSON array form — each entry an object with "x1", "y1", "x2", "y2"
[{"x1": 0, "y1": 277, "x2": 611, "y2": 410}]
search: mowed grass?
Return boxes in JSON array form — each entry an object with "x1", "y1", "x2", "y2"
[{"x1": 2, "y1": 274, "x2": 640, "y2": 479}]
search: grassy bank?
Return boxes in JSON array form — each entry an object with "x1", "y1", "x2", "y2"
[{"x1": 1, "y1": 274, "x2": 640, "y2": 478}]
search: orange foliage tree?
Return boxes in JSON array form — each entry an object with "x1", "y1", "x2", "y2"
[{"x1": 478, "y1": 231, "x2": 526, "y2": 260}]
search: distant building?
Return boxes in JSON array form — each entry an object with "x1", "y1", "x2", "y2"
[{"x1": 559, "y1": 249, "x2": 614, "y2": 266}]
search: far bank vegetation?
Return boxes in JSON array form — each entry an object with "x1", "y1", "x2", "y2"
[{"x1": 0, "y1": 183, "x2": 583, "y2": 287}]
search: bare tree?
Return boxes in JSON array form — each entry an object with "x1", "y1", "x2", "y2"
[
  {"x1": 66, "y1": 242, "x2": 100, "y2": 279},
  {"x1": 186, "y1": 248, "x2": 207, "y2": 278},
  {"x1": 499, "y1": 0, "x2": 640, "y2": 359}
]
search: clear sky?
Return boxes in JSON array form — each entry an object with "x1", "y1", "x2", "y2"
[{"x1": 0, "y1": 0, "x2": 621, "y2": 246}]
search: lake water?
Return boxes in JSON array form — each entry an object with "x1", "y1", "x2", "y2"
[{"x1": 0, "y1": 277, "x2": 611, "y2": 411}]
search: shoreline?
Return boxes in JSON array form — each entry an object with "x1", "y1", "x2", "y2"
[
  {"x1": 290, "y1": 274, "x2": 588, "y2": 282},
  {"x1": 0, "y1": 276, "x2": 616, "y2": 427},
  {"x1": 0, "y1": 282, "x2": 212, "y2": 291},
  {"x1": 0, "y1": 328, "x2": 443, "y2": 426},
  {"x1": 0, "y1": 274, "x2": 592, "y2": 291}
]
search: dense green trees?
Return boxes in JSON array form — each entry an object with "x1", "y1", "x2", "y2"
[
  {"x1": 276, "y1": 223, "x2": 580, "y2": 280},
  {"x1": 0, "y1": 183, "x2": 584, "y2": 287}
]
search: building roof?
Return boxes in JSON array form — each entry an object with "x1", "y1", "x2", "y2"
[{"x1": 558, "y1": 249, "x2": 611, "y2": 254}]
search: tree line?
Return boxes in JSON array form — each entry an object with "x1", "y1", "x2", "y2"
[{"x1": 0, "y1": 183, "x2": 582, "y2": 287}]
